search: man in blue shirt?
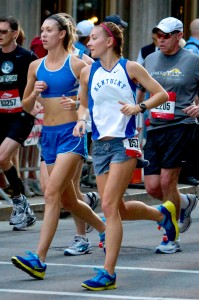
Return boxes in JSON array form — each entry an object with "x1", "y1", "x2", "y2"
[{"x1": 184, "y1": 18, "x2": 199, "y2": 54}]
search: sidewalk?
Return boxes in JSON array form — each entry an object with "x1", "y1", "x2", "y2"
[{"x1": 0, "y1": 184, "x2": 198, "y2": 221}]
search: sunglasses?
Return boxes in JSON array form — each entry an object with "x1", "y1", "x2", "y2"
[
  {"x1": 157, "y1": 31, "x2": 180, "y2": 40},
  {"x1": 0, "y1": 29, "x2": 14, "y2": 35}
]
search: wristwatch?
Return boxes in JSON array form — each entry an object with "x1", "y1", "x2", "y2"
[{"x1": 139, "y1": 103, "x2": 147, "y2": 113}]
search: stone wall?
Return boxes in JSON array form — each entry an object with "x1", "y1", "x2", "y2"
[{"x1": 0, "y1": 0, "x2": 41, "y2": 50}]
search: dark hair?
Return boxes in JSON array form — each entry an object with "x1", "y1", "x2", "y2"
[
  {"x1": 46, "y1": 13, "x2": 76, "y2": 52},
  {"x1": 97, "y1": 22, "x2": 123, "y2": 57},
  {"x1": 0, "y1": 16, "x2": 19, "y2": 31}
]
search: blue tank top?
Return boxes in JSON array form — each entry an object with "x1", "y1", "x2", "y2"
[{"x1": 36, "y1": 54, "x2": 79, "y2": 98}]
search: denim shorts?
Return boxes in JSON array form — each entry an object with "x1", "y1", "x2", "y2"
[
  {"x1": 40, "y1": 122, "x2": 87, "y2": 165},
  {"x1": 92, "y1": 138, "x2": 132, "y2": 175}
]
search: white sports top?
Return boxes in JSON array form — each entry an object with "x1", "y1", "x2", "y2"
[{"x1": 88, "y1": 58, "x2": 137, "y2": 140}]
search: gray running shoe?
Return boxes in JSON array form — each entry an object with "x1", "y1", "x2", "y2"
[
  {"x1": 22, "y1": 179, "x2": 35, "y2": 198},
  {"x1": 28, "y1": 179, "x2": 44, "y2": 196},
  {"x1": 155, "y1": 235, "x2": 182, "y2": 254},
  {"x1": 85, "y1": 192, "x2": 99, "y2": 233},
  {"x1": 64, "y1": 235, "x2": 92, "y2": 256},
  {"x1": 179, "y1": 194, "x2": 198, "y2": 233},
  {"x1": 10, "y1": 196, "x2": 28, "y2": 226},
  {"x1": 10, "y1": 195, "x2": 36, "y2": 230}
]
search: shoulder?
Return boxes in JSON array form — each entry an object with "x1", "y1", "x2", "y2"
[
  {"x1": 29, "y1": 57, "x2": 44, "y2": 73},
  {"x1": 141, "y1": 43, "x2": 155, "y2": 52},
  {"x1": 16, "y1": 46, "x2": 37, "y2": 60},
  {"x1": 70, "y1": 54, "x2": 87, "y2": 67},
  {"x1": 82, "y1": 54, "x2": 94, "y2": 65},
  {"x1": 70, "y1": 54, "x2": 87, "y2": 79}
]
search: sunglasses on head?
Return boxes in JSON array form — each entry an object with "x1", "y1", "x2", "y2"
[
  {"x1": 157, "y1": 30, "x2": 180, "y2": 40},
  {"x1": 0, "y1": 29, "x2": 14, "y2": 35}
]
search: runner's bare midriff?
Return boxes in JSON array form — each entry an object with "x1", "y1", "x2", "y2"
[{"x1": 39, "y1": 96, "x2": 78, "y2": 126}]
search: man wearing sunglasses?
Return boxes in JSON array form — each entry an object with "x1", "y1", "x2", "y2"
[
  {"x1": 0, "y1": 16, "x2": 38, "y2": 230},
  {"x1": 137, "y1": 17, "x2": 199, "y2": 254}
]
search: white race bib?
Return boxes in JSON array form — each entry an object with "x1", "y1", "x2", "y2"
[
  {"x1": 123, "y1": 137, "x2": 142, "y2": 158},
  {"x1": 151, "y1": 92, "x2": 176, "y2": 120},
  {"x1": 0, "y1": 89, "x2": 22, "y2": 113}
]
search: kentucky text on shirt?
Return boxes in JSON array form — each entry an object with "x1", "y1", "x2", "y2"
[{"x1": 94, "y1": 78, "x2": 126, "y2": 91}]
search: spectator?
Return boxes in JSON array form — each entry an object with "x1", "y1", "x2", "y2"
[
  {"x1": 30, "y1": 36, "x2": 47, "y2": 58},
  {"x1": 137, "y1": 28, "x2": 158, "y2": 65},
  {"x1": 137, "y1": 17, "x2": 199, "y2": 254},
  {"x1": 0, "y1": 16, "x2": 37, "y2": 230},
  {"x1": 184, "y1": 18, "x2": 199, "y2": 54},
  {"x1": 75, "y1": 20, "x2": 94, "y2": 56},
  {"x1": 104, "y1": 14, "x2": 128, "y2": 30}
]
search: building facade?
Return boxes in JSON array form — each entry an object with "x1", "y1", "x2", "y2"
[{"x1": 0, "y1": 0, "x2": 198, "y2": 59}]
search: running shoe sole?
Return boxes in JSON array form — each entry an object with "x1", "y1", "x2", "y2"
[
  {"x1": 82, "y1": 282, "x2": 117, "y2": 291},
  {"x1": 11, "y1": 256, "x2": 45, "y2": 279}
]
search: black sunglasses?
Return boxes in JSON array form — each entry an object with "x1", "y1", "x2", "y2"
[{"x1": 0, "y1": 29, "x2": 15, "y2": 35}]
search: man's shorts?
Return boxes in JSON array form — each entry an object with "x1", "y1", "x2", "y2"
[
  {"x1": 144, "y1": 124, "x2": 196, "y2": 175},
  {"x1": 40, "y1": 122, "x2": 88, "y2": 165},
  {"x1": 0, "y1": 111, "x2": 35, "y2": 145},
  {"x1": 92, "y1": 138, "x2": 132, "y2": 175}
]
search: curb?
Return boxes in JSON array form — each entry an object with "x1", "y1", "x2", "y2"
[{"x1": 0, "y1": 185, "x2": 197, "y2": 222}]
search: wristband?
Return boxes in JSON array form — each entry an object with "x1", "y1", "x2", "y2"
[{"x1": 77, "y1": 119, "x2": 87, "y2": 123}]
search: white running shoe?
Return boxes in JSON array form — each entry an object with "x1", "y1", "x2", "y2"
[
  {"x1": 10, "y1": 195, "x2": 36, "y2": 230},
  {"x1": 64, "y1": 235, "x2": 92, "y2": 256},
  {"x1": 179, "y1": 194, "x2": 198, "y2": 233},
  {"x1": 155, "y1": 235, "x2": 182, "y2": 254}
]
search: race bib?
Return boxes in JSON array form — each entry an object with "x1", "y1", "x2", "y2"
[
  {"x1": 151, "y1": 92, "x2": 176, "y2": 120},
  {"x1": 123, "y1": 137, "x2": 142, "y2": 158},
  {"x1": 0, "y1": 89, "x2": 22, "y2": 113}
]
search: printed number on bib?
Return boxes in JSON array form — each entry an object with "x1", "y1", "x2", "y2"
[
  {"x1": 0, "y1": 89, "x2": 22, "y2": 113},
  {"x1": 151, "y1": 91, "x2": 176, "y2": 120},
  {"x1": 123, "y1": 137, "x2": 142, "y2": 158}
]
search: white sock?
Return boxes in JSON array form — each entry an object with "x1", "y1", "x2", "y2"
[{"x1": 180, "y1": 193, "x2": 189, "y2": 209}]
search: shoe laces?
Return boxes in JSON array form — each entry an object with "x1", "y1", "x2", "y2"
[
  {"x1": 24, "y1": 251, "x2": 45, "y2": 267},
  {"x1": 70, "y1": 236, "x2": 87, "y2": 246},
  {"x1": 12, "y1": 201, "x2": 26, "y2": 215},
  {"x1": 92, "y1": 268, "x2": 115, "y2": 282}
]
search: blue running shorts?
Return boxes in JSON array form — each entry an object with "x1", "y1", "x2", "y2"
[{"x1": 40, "y1": 122, "x2": 87, "y2": 165}]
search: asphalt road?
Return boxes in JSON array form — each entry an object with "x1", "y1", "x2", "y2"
[{"x1": 0, "y1": 206, "x2": 199, "y2": 300}]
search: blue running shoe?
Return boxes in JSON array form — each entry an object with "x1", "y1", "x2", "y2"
[
  {"x1": 11, "y1": 251, "x2": 46, "y2": 279},
  {"x1": 98, "y1": 217, "x2": 106, "y2": 253},
  {"x1": 157, "y1": 201, "x2": 179, "y2": 242},
  {"x1": 82, "y1": 268, "x2": 117, "y2": 291}
]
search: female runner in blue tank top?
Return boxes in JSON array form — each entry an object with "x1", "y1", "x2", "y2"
[
  {"x1": 11, "y1": 13, "x2": 106, "y2": 279},
  {"x1": 74, "y1": 22, "x2": 179, "y2": 291}
]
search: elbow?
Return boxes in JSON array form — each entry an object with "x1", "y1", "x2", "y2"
[
  {"x1": 163, "y1": 91, "x2": 169, "y2": 103},
  {"x1": 22, "y1": 100, "x2": 30, "y2": 113}
]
